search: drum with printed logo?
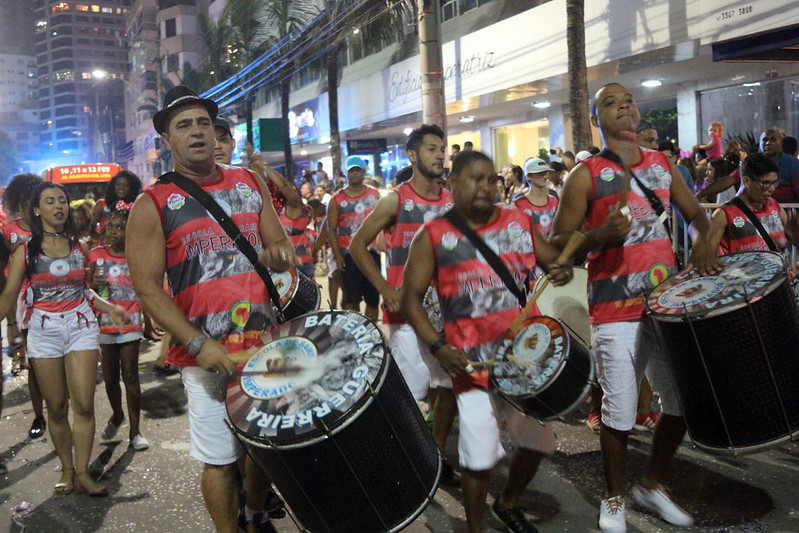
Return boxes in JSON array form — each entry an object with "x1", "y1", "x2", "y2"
[
  {"x1": 647, "y1": 251, "x2": 799, "y2": 455},
  {"x1": 490, "y1": 315, "x2": 594, "y2": 422},
  {"x1": 226, "y1": 310, "x2": 440, "y2": 532},
  {"x1": 270, "y1": 267, "x2": 321, "y2": 321}
]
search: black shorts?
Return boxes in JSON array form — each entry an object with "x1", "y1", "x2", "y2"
[{"x1": 342, "y1": 252, "x2": 380, "y2": 307}]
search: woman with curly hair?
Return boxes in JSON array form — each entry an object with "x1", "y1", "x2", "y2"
[
  {"x1": 0, "y1": 182, "x2": 128, "y2": 496},
  {"x1": 90, "y1": 170, "x2": 143, "y2": 237}
]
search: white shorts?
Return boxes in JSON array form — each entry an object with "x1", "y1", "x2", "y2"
[
  {"x1": 388, "y1": 324, "x2": 452, "y2": 400},
  {"x1": 456, "y1": 388, "x2": 557, "y2": 471},
  {"x1": 27, "y1": 301, "x2": 100, "y2": 359},
  {"x1": 181, "y1": 366, "x2": 242, "y2": 465},
  {"x1": 591, "y1": 319, "x2": 682, "y2": 431},
  {"x1": 326, "y1": 248, "x2": 337, "y2": 276}
]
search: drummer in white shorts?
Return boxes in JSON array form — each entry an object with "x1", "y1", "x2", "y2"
[{"x1": 591, "y1": 321, "x2": 681, "y2": 432}]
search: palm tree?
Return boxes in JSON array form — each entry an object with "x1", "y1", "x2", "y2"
[
  {"x1": 225, "y1": 0, "x2": 270, "y2": 146},
  {"x1": 567, "y1": 0, "x2": 591, "y2": 152},
  {"x1": 197, "y1": 13, "x2": 237, "y2": 92},
  {"x1": 259, "y1": 0, "x2": 318, "y2": 180},
  {"x1": 322, "y1": 0, "x2": 414, "y2": 175}
]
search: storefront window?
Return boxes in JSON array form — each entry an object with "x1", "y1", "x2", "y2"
[
  {"x1": 700, "y1": 78, "x2": 799, "y2": 148},
  {"x1": 492, "y1": 121, "x2": 548, "y2": 169}
]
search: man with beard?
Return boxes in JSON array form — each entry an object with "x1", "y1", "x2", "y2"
[
  {"x1": 550, "y1": 82, "x2": 722, "y2": 532},
  {"x1": 327, "y1": 156, "x2": 381, "y2": 320},
  {"x1": 350, "y1": 124, "x2": 459, "y2": 484},
  {"x1": 127, "y1": 86, "x2": 296, "y2": 533},
  {"x1": 401, "y1": 150, "x2": 571, "y2": 533}
]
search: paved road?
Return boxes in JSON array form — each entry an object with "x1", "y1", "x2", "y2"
[{"x1": 0, "y1": 313, "x2": 797, "y2": 531}]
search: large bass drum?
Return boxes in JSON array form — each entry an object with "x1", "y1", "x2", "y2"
[
  {"x1": 647, "y1": 251, "x2": 799, "y2": 455},
  {"x1": 226, "y1": 311, "x2": 440, "y2": 532}
]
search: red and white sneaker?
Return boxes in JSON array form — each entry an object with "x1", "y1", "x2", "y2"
[
  {"x1": 634, "y1": 411, "x2": 659, "y2": 432},
  {"x1": 586, "y1": 412, "x2": 601, "y2": 433}
]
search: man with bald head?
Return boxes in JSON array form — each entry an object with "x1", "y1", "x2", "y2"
[
  {"x1": 551, "y1": 82, "x2": 722, "y2": 532},
  {"x1": 761, "y1": 128, "x2": 799, "y2": 203}
]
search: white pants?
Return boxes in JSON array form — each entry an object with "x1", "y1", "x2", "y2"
[{"x1": 388, "y1": 323, "x2": 451, "y2": 400}]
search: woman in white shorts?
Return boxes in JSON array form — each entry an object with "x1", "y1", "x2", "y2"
[{"x1": 0, "y1": 183, "x2": 128, "y2": 496}]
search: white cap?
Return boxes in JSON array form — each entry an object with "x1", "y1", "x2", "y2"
[
  {"x1": 523, "y1": 157, "x2": 551, "y2": 176},
  {"x1": 575, "y1": 150, "x2": 593, "y2": 163}
]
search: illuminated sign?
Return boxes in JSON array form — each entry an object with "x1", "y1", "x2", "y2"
[{"x1": 47, "y1": 164, "x2": 122, "y2": 183}]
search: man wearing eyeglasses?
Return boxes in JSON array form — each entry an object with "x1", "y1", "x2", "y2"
[{"x1": 709, "y1": 151, "x2": 799, "y2": 254}]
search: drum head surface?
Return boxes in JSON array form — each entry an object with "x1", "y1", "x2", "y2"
[
  {"x1": 270, "y1": 268, "x2": 297, "y2": 308},
  {"x1": 491, "y1": 316, "x2": 569, "y2": 397},
  {"x1": 532, "y1": 267, "x2": 589, "y2": 344},
  {"x1": 646, "y1": 251, "x2": 785, "y2": 320},
  {"x1": 226, "y1": 311, "x2": 385, "y2": 445}
]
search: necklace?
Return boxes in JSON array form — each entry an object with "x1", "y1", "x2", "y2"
[{"x1": 42, "y1": 230, "x2": 67, "y2": 238}]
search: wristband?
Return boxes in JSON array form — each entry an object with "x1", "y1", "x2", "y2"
[
  {"x1": 7, "y1": 321, "x2": 16, "y2": 326},
  {"x1": 427, "y1": 337, "x2": 447, "y2": 355},
  {"x1": 186, "y1": 334, "x2": 210, "y2": 357}
]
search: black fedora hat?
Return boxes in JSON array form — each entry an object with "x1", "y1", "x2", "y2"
[{"x1": 153, "y1": 86, "x2": 218, "y2": 134}]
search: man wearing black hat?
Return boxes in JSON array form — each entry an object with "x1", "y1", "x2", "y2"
[{"x1": 127, "y1": 86, "x2": 296, "y2": 533}]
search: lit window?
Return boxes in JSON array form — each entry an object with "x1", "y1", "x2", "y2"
[
  {"x1": 51, "y1": 3, "x2": 70, "y2": 14},
  {"x1": 101, "y1": 6, "x2": 112, "y2": 13},
  {"x1": 76, "y1": 4, "x2": 89, "y2": 11},
  {"x1": 91, "y1": 5, "x2": 100, "y2": 12}
]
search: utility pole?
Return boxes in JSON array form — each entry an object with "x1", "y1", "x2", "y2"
[{"x1": 417, "y1": 0, "x2": 446, "y2": 131}]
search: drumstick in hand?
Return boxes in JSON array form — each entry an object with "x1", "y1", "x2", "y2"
[
  {"x1": 511, "y1": 231, "x2": 586, "y2": 332},
  {"x1": 228, "y1": 346, "x2": 260, "y2": 365}
]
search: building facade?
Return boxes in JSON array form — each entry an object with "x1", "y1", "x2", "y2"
[
  {"x1": 34, "y1": 0, "x2": 131, "y2": 167},
  {"x1": 0, "y1": 2, "x2": 39, "y2": 171},
  {"x1": 237, "y1": 0, "x2": 799, "y2": 178}
]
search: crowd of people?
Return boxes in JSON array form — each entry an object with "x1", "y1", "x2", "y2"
[{"x1": 0, "y1": 79, "x2": 797, "y2": 533}]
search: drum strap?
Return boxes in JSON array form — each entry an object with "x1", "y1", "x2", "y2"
[
  {"x1": 157, "y1": 171, "x2": 286, "y2": 322},
  {"x1": 597, "y1": 149, "x2": 683, "y2": 269},
  {"x1": 726, "y1": 197, "x2": 779, "y2": 252},
  {"x1": 443, "y1": 209, "x2": 527, "y2": 308}
]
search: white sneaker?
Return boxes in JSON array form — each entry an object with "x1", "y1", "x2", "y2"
[
  {"x1": 599, "y1": 496, "x2": 626, "y2": 533},
  {"x1": 131, "y1": 434, "x2": 150, "y2": 451},
  {"x1": 632, "y1": 485, "x2": 694, "y2": 527}
]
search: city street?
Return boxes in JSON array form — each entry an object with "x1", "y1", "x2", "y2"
[{"x1": 0, "y1": 282, "x2": 798, "y2": 532}]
